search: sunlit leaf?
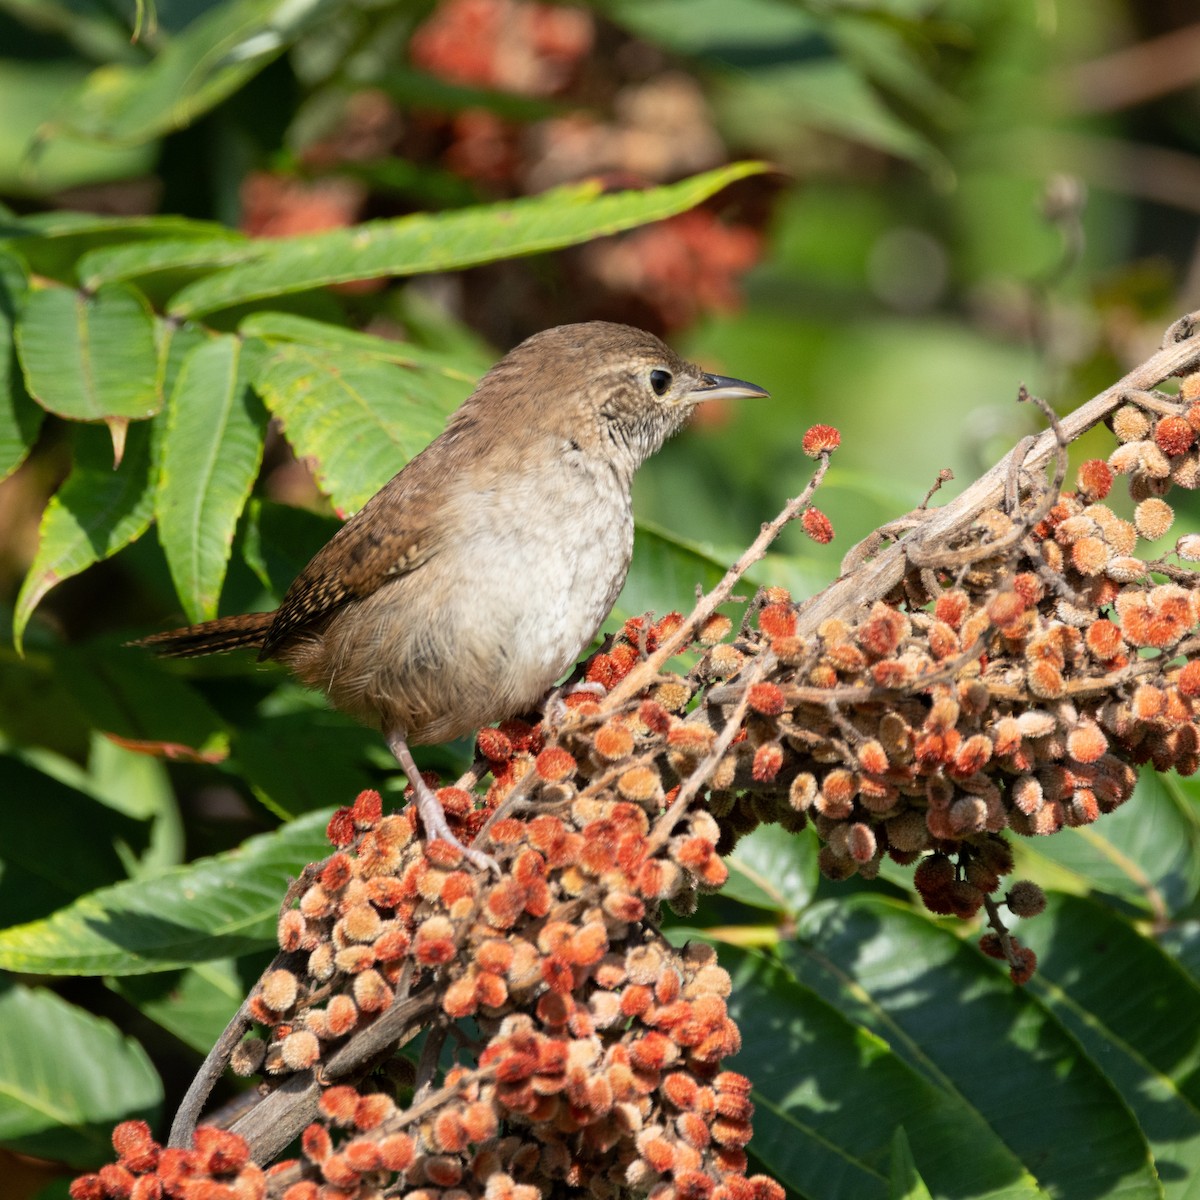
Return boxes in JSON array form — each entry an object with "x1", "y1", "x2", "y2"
[
  {"x1": 15, "y1": 281, "x2": 160, "y2": 437},
  {"x1": 36, "y1": 0, "x2": 335, "y2": 149},
  {"x1": 0, "y1": 980, "x2": 160, "y2": 1167},
  {"x1": 0, "y1": 250, "x2": 41, "y2": 480},
  {"x1": 254, "y1": 342, "x2": 456, "y2": 516},
  {"x1": 168, "y1": 163, "x2": 768, "y2": 317},
  {"x1": 0, "y1": 808, "x2": 334, "y2": 975},
  {"x1": 13, "y1": 420, "x2": 158, "y2": 652},
  {"x1": 156, "y1": 335, "x2": 268, "y2": 622}
]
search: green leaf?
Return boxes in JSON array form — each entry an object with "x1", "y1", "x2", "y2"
[
  {"x1": 0, "y1": 251, "x2": 42, "y2": 481},
  {"x1": 78, "y1": 234, "x2": 257, "y2": 292},
  {"x1": 233, "y1": 709, "x2": 379, "y2": 819},
  {"x1": 0, "y1": 980, "x2": 161, "y2": 1168},
  {"x1": 0, "y1": 754, "x2": 151, "y2": 926},
  {"x1": 109, "y1": 958, "x2": 249, "y2": 1054},
  {"x1": 889, "y1": 1128, "x2": 934, "y2": 1200},
  {"x1": 722, "y1": 823, "x2": 819, "y2": 916},
  {"x1": 1016, "y1": 769, "x2": 1200, "y2": 918},
  {"x1": 0, "y1": 60, "x2": 154, "y2": 198},
  {"x1": 168, "y1": 163, "x2": 769, "y2": 317},
  {"x1": 0, "y1": 808, "x2": 334, "y2": 975},
  {"x1": 14, "y1": 281, "x2": 160, "y2": 433},
  {"x1": 13, "y1": 420, "x2": 158, "y2": 652},
  {"x1": 614, "y1": 521, "x2": 733, "y2": 624},
  {"x1": 724, "y1": 945, "x2": 1041, "y2": 1200},
  {"x1": 240, "y1": 498, "x2": 339, "y2": 601},
  {"x1": 783, "y1": 895, "x2": 1159, "y2": 1198},
  {"x1": 157, "y1": 335, "x2": 269, "y2": 622},
  {"x1": 36, "y1": 0, "x2": 335, "y2": 149},
  {"x1": 254, "y1": 342, "x2": 459, "y2": 516},
  {"x1": 239, "y1": 311, "x2": 488, "y2": 380},
  {"x1": 1016, "y1": 892, "x2": 1200, "y2": 1196},
  {"x1": 60, "y1": 642, "x2": 229, "y2": 765},
  {"x1": 4, "y1": 212, "x2": 236, "y2": 284}
]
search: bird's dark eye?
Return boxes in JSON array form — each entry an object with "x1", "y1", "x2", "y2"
[{"x1": 649, "y1": 369, "x2": 672, "y2": 396}]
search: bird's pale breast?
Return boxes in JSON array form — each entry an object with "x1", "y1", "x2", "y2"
[{"x1": 307, "y1": 442, "x2": 634, "y2": 743}]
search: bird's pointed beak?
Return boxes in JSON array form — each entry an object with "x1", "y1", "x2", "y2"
[{"x1": 684, "y1": 372, "x2": 770, "y2": 405}]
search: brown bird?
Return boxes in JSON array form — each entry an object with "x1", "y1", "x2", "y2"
[{"x1": 138, "y1": 322, "x2": 767, "y2": 871}]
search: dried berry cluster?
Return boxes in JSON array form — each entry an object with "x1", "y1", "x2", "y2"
[
  {"x1": 69, "y1": 1122, "x2": 263, "y2": 1200},
  {"x1": 73, "y1": 361, "x2": 1200, "y2": 1198},
  {"x1": 247, "y1": 0, "x2": 765, "y2": 340}
]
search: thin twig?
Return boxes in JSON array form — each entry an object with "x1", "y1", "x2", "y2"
[
  {"x1": 795, "y1": 318, "x2": 1200, "y2": 635},
  {"x1": 646, "y1": 653, "x2": 771, "y2": 854},
  {"x1": 604, "y1": 452, "x2": 835, "y2": 711}
]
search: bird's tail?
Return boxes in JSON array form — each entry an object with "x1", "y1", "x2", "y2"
[{"x1": 132, "y1": 611, "x2": 275, "y2": 658}]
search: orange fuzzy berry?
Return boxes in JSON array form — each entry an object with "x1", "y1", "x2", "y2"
[
  {"x1": 1155, "y1": 415, "x2": 1195, "y2": 456},
  {"x1": 301, "y1": 1123, "x2": 332, "y2": 1164},
  {"x1": 534, "y1": 747, "x2": 576, "y2": 782},
  {"x1": 699, "y1": 613, "x2": 733, "y2": 645},
  {"x1": 1085, "y1": 618, "x2": 1123, "y2": 660},
  {"x1": 325, "y1": 807, "x2": 356, "y2": 847},
  {"x1": 1076, "y1": 458, "x2": 1113, "y2": 500},
  {"x1": 594, "y1": 722, "x2": 635, "y2": 761},
  {"x1": 618, "y1": 766, "x2": 661, "y2": 802},
  {"x1": 319, "y1": 853, "x2": 353, "y2": 892},
  {"x1": 477, "y1": 728, "x2": 513, "y2": 761},
  {"x1": 802, "y1": 423, "x2": 841, "y2": 456},
  {"x1": 802, "y1": 507, "x2": 834, "y2": 543},
  {"x1": 751, "y1": 742, "x2": 783, "y2": 783},
  {"x1": 758, "y1": 603, "x2": 796, "y2": 639},
  {"x1": 986, "y1": 591, "x2": 1026, "y2": 628},
  {"x1": 280, "y1": 1030, "x2": 321, "y2": 1071},
  {"x1": 746, "y1": 682, "x2": 787, "y2": 716},
  {"x1": 351, "y1": 789, "x2": 382, "y2": 828},
  {"x1": 1178, "y1": 660, "x2": 1200, "y2": 697}
]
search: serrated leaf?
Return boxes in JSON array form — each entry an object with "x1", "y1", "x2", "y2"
[
  {"x1": 239, "y1": 311, "x2": 487, "y2": 380},
  {"x1": 724, "y1": 945, "x2": 1041, "y2": 1200},
  {"x1": 79, "y1": 234, "x2": 256, "y2": 291},
  {"x1": 15, "y1": 281, "x2": 160, "y2": 429},
  {"x1": 157, "y1": 335, "x2": 268, "y2": 622},
  {"x1": 0, "y1": 808, "x2": 334, "y2": 975},
  {"x1": 6, "y1": 213, "x2": 235, "y2": 284},
  {"x1": 783, "y1": 895, "x2": 1159, "y2": 1199},
  {"x1": 0, "y1": 981, "x2": 161, "y2": 1167},
  {"x1": 168, "y1": 163, "x2": 768, "y2": 317},
  {"x1": 254, "y1": 342, "x2": 458, "y2": 516},
  {"x1": 13, "y1": 420, "x2": 158, "y2": 652},
  {"x1": 0, "y1": 250, "x2": 42, "y2": 480},
  {"x1": 39, "y1": 0, "x2": 334, "y2": 149}
]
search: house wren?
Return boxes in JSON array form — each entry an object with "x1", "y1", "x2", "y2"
[{"x1": 138, "y1": 321, "x2": 767, "y2": 871}]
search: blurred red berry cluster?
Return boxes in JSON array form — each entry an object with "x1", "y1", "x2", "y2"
[{"x1": 239, "y1": 0, "x2": 768, "y2": 341}]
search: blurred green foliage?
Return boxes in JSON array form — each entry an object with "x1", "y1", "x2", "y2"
[{"x1": 1, "y1": 1, "x2": 1200, "y2": 1197}]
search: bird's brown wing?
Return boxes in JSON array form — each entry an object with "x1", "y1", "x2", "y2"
[{"x1": 259, "y1": 498, "x2": 440, "y2": 660}]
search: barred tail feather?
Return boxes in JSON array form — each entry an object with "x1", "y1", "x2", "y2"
[{"x1": 132, "y1": 611, "x2": 275, "y2": 658}]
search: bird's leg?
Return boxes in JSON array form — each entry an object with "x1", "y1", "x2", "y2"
[{"x1": 385, "y1": 728, "x2": 500, "y2": 875}]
